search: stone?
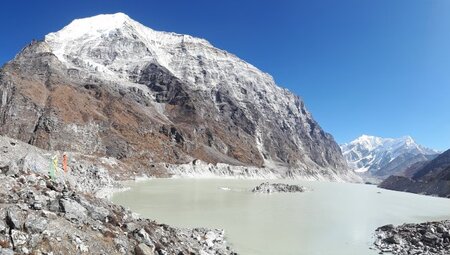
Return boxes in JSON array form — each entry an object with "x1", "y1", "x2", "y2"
[
  {"x1": 24, "y1": 215, "x2": 48, "y2": 233},
  {"x1": 78, "y1": 243, "x2": 89, "y2": 252},
  {"x1": 5, "y1": 162, "x2": 19, "y2": 176},
  {"x1": 26, "y1": 174, "x2": 37, "y2": 184},
  {"x1": 6, "y1": 208, "x2": 23, "y2": 230},
  {"x1": 41, "y1": 210, "x2": 57, "y2": 219},
  {"x1": 384, "y1": 234, "x2": 401, "y2": 244},
  {"x1": 44, "y1": 190, "x2": 57, "y2": 199},
  {"x1": 60, "y1": 199, "x2": 87, "y2": 221},
  {"x1": 11, "y1": 229, "x2": 28, "y2": 247},
  {"x1": 0, "y1": 248, "x2": 14, "y2": 255},
  {"x1": 377, "y1": 224, "x2": 394, "y2": 232},
  {"x1": 436, "y1": 225, "x2": 447, "y2": 233},
  {"x1": 89, "y1": 206, "x2": 109, "y2": 222},
  {"x1": 124, "y1": 222, "x2": 138, "y2": 232},
  {"x1": 48, "y1": 199, "x2": 61, "y2": 212},
  {"x1": 135, "y1": 243, "x2": 155, "y2": 255},
  {"x1": 20, "y1": 247, "x2": 29, "y2": 254},
  {"x1": 205, "y1": 231, "x2": 217, "y2": 247},
  {"x1": 135, "y1": 229, "x2": 154, "y2": 248},
  {"x1": 32, "y1": 202, "x2": 43, "y2": 210},
  {"x1": 422, "y1": 232, "x2": 438, "y2": 243}
]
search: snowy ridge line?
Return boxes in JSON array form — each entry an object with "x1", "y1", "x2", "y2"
[{"x1": 341, "y1": 135, "x2": 438, "y2": 174}]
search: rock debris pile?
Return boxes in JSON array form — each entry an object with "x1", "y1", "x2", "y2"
[
  {"x1": 374, "y1": 221, "x2": 450, "y2": 255},
  {"x1": 251, "y1": 182, "x2": 306, "y2": 193}
]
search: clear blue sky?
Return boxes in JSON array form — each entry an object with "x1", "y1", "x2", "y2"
[{"x1": 1, "y1": 0, "x2": 449, "y2": 150}]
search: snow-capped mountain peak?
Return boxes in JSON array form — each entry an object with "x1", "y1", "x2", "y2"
[
  {"x1": 42, "y1": 13, "x2": 315, "y2": 139},
  {"x1": 341, "y1": 135, "x2": 438, "y2": 174},
  {"x1": 45, "y1": 13, "x2": 216, "y2": 84},
  {"x1": 0, "y1": 12, "x2": 358, "y2": 181},
  {"x1": 349, "y1": 134, "x2": 383, "y2": 150},
  {"x1": 47, "y1": 13, "x2": 136, "y2": 39}
]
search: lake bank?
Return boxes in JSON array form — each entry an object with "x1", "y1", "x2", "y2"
[{"x1": 112, "y1": 178, "x2": 450, "y2": 255}]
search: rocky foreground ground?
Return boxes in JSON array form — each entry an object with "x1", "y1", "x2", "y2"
[
  {"x1": 0, "y1": 171, "x2": 235, "y2": 255},
  {"x1": 251, "y1": 182, "x2": 306, "y2": 193},
  {"x1": 374, "y1": 221, "x2": 450, "y2": 255},
  {"x1": 0, "y1": 136, "x2": 236, "y2": 255}
]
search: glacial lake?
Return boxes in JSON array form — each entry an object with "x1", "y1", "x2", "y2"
[{"x1": 112, "y1": 179, "x2": 450, "y2": 255}]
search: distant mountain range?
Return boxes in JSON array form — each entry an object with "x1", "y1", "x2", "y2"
[
  {"x1": 341, "y1": 135, "x2": 439, "y2": 178},
  {"x1": 379, "y1": 149, "x2": 450, "y2": 198}
]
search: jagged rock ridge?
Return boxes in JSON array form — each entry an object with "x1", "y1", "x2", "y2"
[
  {"x1": 379, "y1": 149, "x2": 450, "y2": 198},
  {"x1": 0, "y1": 13, "x2": 354, "y2": 180}
]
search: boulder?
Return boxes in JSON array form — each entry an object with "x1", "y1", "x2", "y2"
[
  {"x1": 10, "y1": 230, "x2": 28, "y2": 247},
  {"x1": 135, "y1": 243, "x2": 155, "y2": 255},
  {"x1": 377, "y1": 224, "x2": 394, "y2": 231},
  {"x1": 384, "y1": 234, "x2": 402, "y2": 244},
  {"x1": 0, "y1": 162, "x2": 19, "y2": 176},
  {"x1": 205, "y1": 231, "x2": 217, "y2": 247},
  {"x1": 134, "y1": 229, "x2": 154, "y2": 248},
  {"x1": 60, "y1": 199, "x2": 87, "y2": 221},
  {"x1": 0, "y1": 248, "x2": 14, "y2": 255},
  {"x1": 24, "y1": 215, "x2": 48, "y2": 233},
  {"x1": 422, "y1": 232, "x2": 438, "y2": 243},
  {"x1": 6, "y1": 208, "x2": 23, "y2": 230}
]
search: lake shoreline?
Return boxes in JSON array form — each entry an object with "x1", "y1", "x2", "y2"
[{"x1": 112, "y1": 178, "x2": 450, "y2": 255}]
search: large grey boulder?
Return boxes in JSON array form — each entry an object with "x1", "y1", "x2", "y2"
[
  {"x1": 10, "y1": 230, "x2": 28, "y2": 247},
  {"x1": 0, "y1": 248, "x2": 14, "y2": 255},
  {"x1": 24, "y1": 215, "x2": 47, "y2": 233},
  {"x1": 6, "y1": 208, "x2": 24, "y2": 230},
  {"x1": 135, "y1": 243, "x2": 155, "y2": 255},
  {"x1": 60, "y1": 199, "x2": 87, "y2": 221}
]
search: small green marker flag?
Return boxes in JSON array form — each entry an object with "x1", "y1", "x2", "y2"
[{"x1": 49, "y1": 156, "x2": 56, "y2": 180}]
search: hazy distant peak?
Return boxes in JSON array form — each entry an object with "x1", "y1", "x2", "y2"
[{"x1": 341, "y1": 135, "x2": 438, "y2": 174}]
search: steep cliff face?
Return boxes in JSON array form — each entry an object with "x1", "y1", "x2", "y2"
[{"x1": 0, "y1": 13, "x2": 352, "y2": 180}]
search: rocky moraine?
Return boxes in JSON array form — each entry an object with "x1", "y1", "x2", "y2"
[{"x1": 0, "y1": 136, "x2": 235, "y2": 255}]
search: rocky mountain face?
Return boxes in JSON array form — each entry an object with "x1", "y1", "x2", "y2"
[
  {"x1": 0, "y1": 13, "x2": 354, "y2": 180},
  {"x1": 341, "y1": 135, "x2": 438, "y2": 178},
  {"x1": 379, "y1": 149, "x2": 450, "y2": 198}
]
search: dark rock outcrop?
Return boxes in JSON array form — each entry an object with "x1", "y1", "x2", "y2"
[
  {"x1": 379, "y1": 149, "x2": 450, "y2": 198},
  {"x1": 251, "y1": 182, "x2": 306, "y2": 193}
]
